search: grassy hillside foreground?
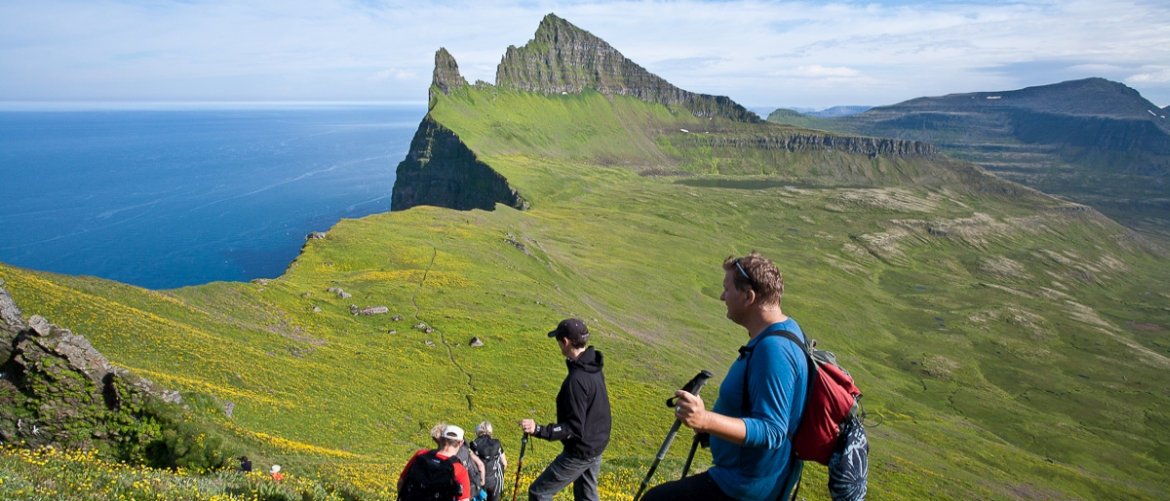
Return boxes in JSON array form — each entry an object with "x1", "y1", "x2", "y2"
[{"x1": 2, "y1": 85, "x2": 1169, "y2": 500}]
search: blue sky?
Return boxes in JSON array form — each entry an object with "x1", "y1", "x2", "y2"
[{"x1": 2, "y1": 0, "x2": 1168, "y2": 109}]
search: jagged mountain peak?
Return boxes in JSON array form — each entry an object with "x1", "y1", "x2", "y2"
[
  {"x1": 432, "y1": 47, "x2": 467, "y2": 98},
  {"x1": 494, "y1": 13, "x2": 758, "y2": 122}
]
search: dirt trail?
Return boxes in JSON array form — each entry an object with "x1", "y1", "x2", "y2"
[{"x1": 410, "y1": 246, "x2": 476, "y2": 410}]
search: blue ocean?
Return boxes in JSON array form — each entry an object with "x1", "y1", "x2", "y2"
[{"x1": 0, "y1": 104, "x2": 427, "y2": 289}]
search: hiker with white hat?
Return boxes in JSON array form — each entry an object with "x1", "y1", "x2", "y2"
[{"x1": 399, "y1": 424, "x2": 472, "y2": 501}]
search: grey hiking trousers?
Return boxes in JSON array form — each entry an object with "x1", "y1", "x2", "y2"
[{"x1": 527, "y1": 452, "x2": 601, "y2": 501}]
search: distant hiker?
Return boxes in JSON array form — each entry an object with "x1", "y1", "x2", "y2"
[
  {"x1": 470, "y1": 421, "x2": 508, "y2": 501},
  {"x1": 238, "y1": 456, "x2": 252, "y2": 472},
  {"x1": 519, "y1": 318, "x2": 612, "y2": 501},
  {"x1": 643, "y1": 252, "x2": 809, "y2": 501},
  {"x1": 270, "y1": 464, "x2": 284, "y2": 481},
  {"x1": 399, "y1": 424, "x2": 472, "y2": 501},
  {"x1": 431, "y1": 422, "x2": 486, "y2": 499}
]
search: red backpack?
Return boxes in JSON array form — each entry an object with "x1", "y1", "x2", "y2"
[{"x1": 741, "y1": 330, "x2": 862, "y2": 464}]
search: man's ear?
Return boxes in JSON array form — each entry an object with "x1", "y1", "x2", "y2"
[{"x1": 743, "y1": 288, "x2": 757, "y2": 307}]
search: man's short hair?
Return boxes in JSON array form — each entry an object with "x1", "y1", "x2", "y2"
[
  {"x1": 476, "y1": 421, "x2": 493, "y2": 437},
  {"x1": 723, "y1": 251, "x2": 784, "y2": 307},
  {"x1": 437, "y1": 436, "x2": 461, "y2": 449}
]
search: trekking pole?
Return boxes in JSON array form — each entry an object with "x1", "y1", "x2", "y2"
[
  {"x1": 633, "y1": 370, "x2": 713, "y2": 501},
  {"x1": 510, "y1": 433, "x2": 529, "y2": 501},
  {"x1": 679, "y1": 433, "x2": 702, "y2": 479}
]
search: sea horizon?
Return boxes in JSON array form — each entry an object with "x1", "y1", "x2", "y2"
[
  {"x1": 0, "y1": 100, "x2": 429, "y2": 112},
  {"x1": 0, "y1": 103, "x2": 427, "y2": 289}
]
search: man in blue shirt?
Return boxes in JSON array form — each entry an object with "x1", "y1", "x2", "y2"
[{"x1": 643, "y1": 251, "x2": 809, "y2": 501}]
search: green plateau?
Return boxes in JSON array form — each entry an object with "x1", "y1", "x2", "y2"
[
  {"x1": 766, "y1": 78, "x2": 1170, "y2": 245},
  {"x1": 2, "y1": 13, "x2": 1170, "y2": 501}
]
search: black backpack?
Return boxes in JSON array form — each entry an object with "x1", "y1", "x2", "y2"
[
  {"x1": 399, "y1": 450, "x2": 462, "y2": 501},
  {"x1": 456, "y1": 445, "x2": 482, "y2": 500},
  {"x1": 470, "y1": 436, "x2": 504, "y2": 492}
]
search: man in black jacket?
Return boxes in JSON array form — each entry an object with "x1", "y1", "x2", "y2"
[{"x1": 520, "y1": 318, "x2": 612, "y2": 501}]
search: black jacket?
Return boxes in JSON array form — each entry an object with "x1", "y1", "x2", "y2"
[{"x1": 533, "y1": 346, "x2": 612, "y2": 458}]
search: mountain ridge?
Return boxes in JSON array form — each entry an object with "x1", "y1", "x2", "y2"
[
  {"x1": 494, "y1": 14, "x2": 759, "y2": 123},
  {"x1": 767, "y1": 77, "x2": 1170, "y2": 243}
]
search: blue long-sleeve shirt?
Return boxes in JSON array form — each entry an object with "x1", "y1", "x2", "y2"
[{"x1": 709, "y1": 319, "x2": 809, "y2": 501}]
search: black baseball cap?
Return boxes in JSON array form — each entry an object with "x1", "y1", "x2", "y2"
[{"x1": 548, "y1": 318, "x2": 589, "y2": 341}]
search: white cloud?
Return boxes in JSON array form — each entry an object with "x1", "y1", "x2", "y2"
[
  {"x1": 1, "y1": 0, "x2": 1168, "y2": 106},
  {"x1": 1126, "y1": 67, "x2": 1170, "y2": 84},
  {"x1": 790, "y1": 66, "x2": 861, "y2": 78},
  {"x1": 368, "y1": 69, "x2": 418, "y2": 82}
]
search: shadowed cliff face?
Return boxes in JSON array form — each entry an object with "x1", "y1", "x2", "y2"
[
  {"x1": 390, "y1": 115, "x2": 527, "y2": 212},
  {"x1": 496, "y1": 14, "x2": 759, "y2": 122}
]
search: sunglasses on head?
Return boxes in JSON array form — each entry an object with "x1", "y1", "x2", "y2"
[{"x1": 735, "y1": 258, "x2": 755, "y2": 287}]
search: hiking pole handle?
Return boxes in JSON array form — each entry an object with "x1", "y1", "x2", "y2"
[
  {"x1": 666, "y1": 370, "x2": 714, "y2": 407},
  {"x1": 511, "y1": 433, "x2": 529, "y2": 501}
]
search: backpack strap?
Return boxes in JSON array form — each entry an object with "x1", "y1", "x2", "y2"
[
  {"x1": 744, "y1": 330, "x2": 809, "y2": 412},
  {"x1": 739, "y1": 329, "x2": 812, "y2": 417},
  {"x1": 739, "y1": 328, "x2": 813, "y2": 501}
]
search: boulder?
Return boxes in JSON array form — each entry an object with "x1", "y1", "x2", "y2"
[
  {"x1": 351, "y1": 305, "x2": 390, "y2": 316},
  {"x1": 306, "y1": 232, "x2": 327, "y2": 240},
  {"x1": 470, "y1": 336, "x2": 485, "y2": 347},
  {"x1": 1, "y1": 284, "x2": 26, "y2": 332},
  {"x1": 392, "y1": 315, "x2": 403, "y2": 321},
  {"x1": 414, "y1": 323, "x2": 427, "y2": 330}
]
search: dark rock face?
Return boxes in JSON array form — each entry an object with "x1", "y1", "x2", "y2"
[
  {"x1": 432, "y1": 47, "x2": 468, "y2": 98},
  {"x1": 496, "y1": 14, "x2": 758, "y2": 123},
  {"x1": 0, "y1": 285, "x2": 181, "y2": 451},
  {"x1": 672, "y1": 133, "x2": 938, "y2": 158},
  {"x1": 391, "y1": 115, "x2": 528, "y2": 212}
]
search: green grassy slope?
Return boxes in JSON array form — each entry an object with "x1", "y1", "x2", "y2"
[{"x1": 2, "y1": 84, "x2": 1169, "y2": 500}]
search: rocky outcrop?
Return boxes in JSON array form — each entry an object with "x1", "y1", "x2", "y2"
[
  {"x1": 350, "y1": 305, "x2": 389, "y2": 316},
  {"x1": 672, "y1": 133, "x2": 939, "y2": 158},
  {"x1": 495, "y1": 14, "x2": 758, "y2": 123},
  {"x1": 0, "y1": 284, "x2": 181, "y2": 451},
  {"x1": 432, "y1": 48, "x2": 468, "y2": 99},
  {"x1": 0, "y1": 280, "x2": 25, "y2": 333},
  {"x1": 391, "y1": 115, "x2": 528, "y2": 212}
]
